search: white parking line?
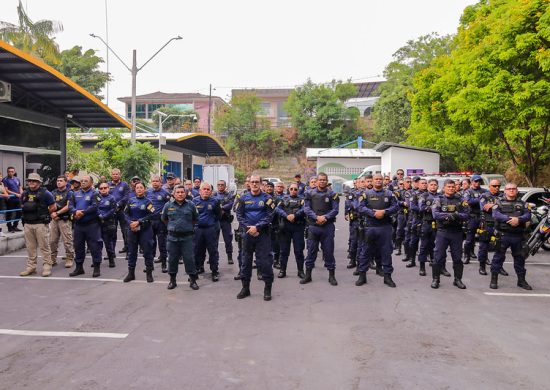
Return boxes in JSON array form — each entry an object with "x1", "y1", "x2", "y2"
[
  {"x1": 484, "y1": 292, "x2": 550, "y2": 298},
  {"x1": 0, "y1": 329, "x2": 128, "y2": 339},
  {"x1": 0, "y1": 275, "x2": 167, "y2": 284}
]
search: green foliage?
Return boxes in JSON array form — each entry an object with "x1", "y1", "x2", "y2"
[
  {"x1": 285, "y1": 79, "x2": 359, "y2": 147},
  {"x1": 151, "y1": 106, "x2": 200, "y2": 132},
  {"x1": 115, "y1": 142, "x2": 159, "y2": 186},
  {"x1": 66, "y1": 131, "x2": 89, "y2": 172},
  {"x1": 51, "y1": 46, "x2": 111, "y2": 99},
  {"x1": 0, "y1": 0, "x2": 63, "y2": 64},
  {"x1": 235, "y1": 168, "x2": 246, "y2": 184},
  {"x1": 373, "y1": 33, "x2": 453, "y2": 143},
  {"x1": 258, "y1": 159, "x2": 269, "y2": 169},
  {"x1": 408, "y1": 0, "x2": 550, "y2": 185}
]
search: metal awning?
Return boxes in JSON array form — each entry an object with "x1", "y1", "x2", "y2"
[{"x1": 0, "y1": 40, "x2": 130, "y2": 129}]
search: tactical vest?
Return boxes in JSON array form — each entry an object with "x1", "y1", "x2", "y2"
[
  {"x1": 310, "y1": 191, "x2": 332, "y2": 216},
  {"x1": 21, "y1": 188, "x2": 51, "y2": 224},
  {"x1": 496, "y1": 199, "x2": 526, "y2": 233},
  {"x1": 437, "y1": 195, "x2": 462, "y2": 229},
  {"x1": 467, "y1": 188, "x2": 483, "y2": 215},
  {"x1": 481, "y1": 193, "x2": 500, "y2": 223},
  {"x1": 52, "y1": 189, "x2": 71, "y2": 220},
  {"x1": 421, "y1": 193, "x2": 435, "y2": 222},
  {"x1": 365, "y1": 191, "x2": 391, "y2": 210}
]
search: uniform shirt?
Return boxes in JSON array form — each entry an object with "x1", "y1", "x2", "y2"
[
  {"x1": 124, "y1": 195, "x2": 155, "y2": 225},
  {"x1": 357, "y1": 188, "x2": 398, "y2": 227},
  {"x1": 275, "y1": 194, "x2": 305, "y2": 222},
  {"x1": 479, "y1": 191, "x2": 502, "y2": 223},
  {"x1": 432, "y1": 194, "x2": 470, "y2": 230},
  {"x1": 2, "y1": 176, "x2": 21, "y2": 194},
  {"x1": 191, "y1": 187, "x2": 200, "y2": 198},
  {"x1": 52, "y1": 188, "x2": 73, "y2": 220},
  {"x1": 235, "y1": 191, "x2": 275, "y2": 229},
  {"x1": 492, "y1": 198, "x2": 531, "y2": 234},
  {"x1": 146, "y1": 187, "x2": 171, "y2": 217},
  {"x1": 162, "y1": 183, "x2": 175, "y2": 195},
  {"x1": 464, "y1": 187, "x2": 487, "y2": 215},
  {"x1": 417, "y1": 191, "x2": 438, "y2": 221},
  {"x1": 161, "y1": 199, "x2": 198, "y2": 237},
  {"x1": 214, "y1": 190, "x2": 235, "y2": 214},
  {"x1": 98, "y1": 193, "x2": 117, "y2": 221},
  {"x1": 303, "y1": 188, "x2": 339, "y2": 223},
  {"x1": 295, "y1": 181, "x2": 306, "y2": 196},
  {"x1": 345, "y1": 188, "x2": 363, "y2": 220},
  {"x1": 193, "y1": 196, "x2": 222, "y2": 228},
  {"x1": 70, "y1": 187, "x2": 101, "y2": 223},
  {"x1": 108, "y1": 180, "x2": 130, "y2": 209}
]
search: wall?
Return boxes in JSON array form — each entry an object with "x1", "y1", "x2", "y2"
[
  {"x1": 381, "y1": 148, "x2": 440, "y2": 176},
  {"x1": 317, "y1": 157, "x2": 381, "y2": 190}
]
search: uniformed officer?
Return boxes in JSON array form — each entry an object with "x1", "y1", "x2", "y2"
[
  {"x1": 345, "y1": 178, "x2": 361, "y2": 270},
  {"x1": 123, "y1": 182, "x2": 155, "y2": 283},
  {"x1": 403, "y1": 176, "x2": 421, "y2": 264},
  {"x1": 301, "y1": 172, "x2": 339, "y2": 286},
  {"x1": 162, "y1": 172, "x2": 177, "y2": 194},
  {"x1": 293, "y1": 174, "x2": 306, "y2": 196},
  {"x1": 478, "y1": 180, "x2": 503, "y2": 276},
  {"x1": 146, "y1": 175, "x2": 171, "y2": 272},
  {"x1": 97, "y1": 182, "x2": 117, "y2": 268},
  {"x1": 161, "y1": 185, "x2": 199, "y2": 290},
  {"x1": 192, "y1": 177, "x2": 201, "y2": 197},
  {"x1": 463, "y1": 175, "x2": 487, "y2": 263},
  {"x1": 264, "y1": 181, "x2": 280, "y2": 270},
  {"x1": 193, "y1": 182, "x2": 222, "y2": 281},
  {"x1": 306, "y1": 176, "x2": 317, "y2": 194},
  {"x1": 490, "y1": 183, "x2": 532, "y2": 290},
  {"x1": 416, "y1": 179, "x2": 439, "y2": 276},
  {"x1": 108, "y1": 168, "x2": 130, "y2": 254},
  {"x1": 214, "y1": 180, "x2": 235, "y2": 264},
  {"x1": 431, "y1": 179, "x2": 470, "y2": 289},
  {"x1": 356, "y1": 173, "x2": 399, "y2": 287},
  {"x1": 406, "y1": 178, "x2": 428, "y2": 268},
  {"x1": 275, "y1": 183, "x2": 306, "y2": 278},
  {"x1": 235, "y1": 175, "x2": 276, "y2": 301},
  {"x1": 19, "y1": 173, "x2": 56, "y2": 277},
  {"x1": 49, "y1": 175, "x2": 75, "y2": 269},
  {"x1": 394, "y1": 177, "x2": 412, "y2": 256},
  {"x1": 69, "y1": 175, "x2": 103, "y2": 278}
]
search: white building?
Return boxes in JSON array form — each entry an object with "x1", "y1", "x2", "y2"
[{"x1": 375, "y1": 142, "x2": 440, "y2": 176}]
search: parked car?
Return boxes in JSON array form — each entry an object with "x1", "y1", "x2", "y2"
[
  {"x1": 264, "y1": 177, "x2": 282, "y2": 184},
  {"x1": 342, "y1": 165, "x2": 382, "y2": 192},
  {"x1": 519, "y1": 187, "x2": 550, "y2": 208}
]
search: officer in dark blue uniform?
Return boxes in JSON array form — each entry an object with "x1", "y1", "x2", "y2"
[
  {"x1": 292, "y1": 174, "x2": 307, "y2": 196},
  {"x1": 214, "y1": 180, "x2": 235, "y2": 264},
  {"x1": 161, "y1": 185, "x2": 200, "y2": 290},
  {"x1": 108, "y1": 168, "x2": 130, "y2": 254},
  {"x1": 478, "y1": 179, "x2": 505, "y2": 276},
  {"x1": 272, "y1": 181, "x2": 286, "y2": 270},
  {"x1": 123, "y1": 182, "x2": 155, "y2": 283},
  {"x1": 431, "y1": 179, "x2": 470, "y2": 289},
  {"x1": 275, "y1": 183, "x2": 306, "y2": 279},
  {"x1": 69, "y1": 175, "x2": 103, "y2": 278},
  {"x1": 463, "y1": 175, "x2": 487, "y2": 263},
  {"x1": 264, "y1": 182, "x2": 280, "y2": 270},
  {"x1": 235, "y1": 175, "x2": 276, "y2": 301},
  {"x1": 356, "y1": 174, "x2": 399, "y2": 287},
  {"x1": 345, "y1": 178, "x2": 363, "y2": 270},
  {"x1": 490, "y1": 183, "x2": 532, "y2": 290},
  {"x1": 406, "y1": 178, "x2": 427, "y2": 268},
  {"x1": 146, "y1": 175, "x2": 171, "y2": 272},
  {"x1": 193, "y1": 182, "x2": 222, "y2": 281},
  {"x1": 394, "y1": 177, "x2": 411, "y2": 257},
  {"x1": 97, "y1": 182, "x2": 117, "y2": 268},
  {"x1": 192, "y1": 177, "x2": 201, "y2": 198},
  {"x1": 417, "y1": 179, "x2": 439, "y2": 276},
  {"x1": 162, "y1": 172, "x2": 177, "y2": 194},
  {"x1": 301, "y1": 172, "x2": 339, "y2": 286}
]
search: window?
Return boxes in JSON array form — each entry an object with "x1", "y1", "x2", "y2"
[
  {"x1": 164, "y1": 161, "x2": 181, "y2": 180},
  {"x1": 258, "y1": 103, "x2": 271, "y2": 116},
  {"x1": 0, "y1": 117, "x2": 60, "y2": 150},
  {"x1": 126, "y1": 104, "x2": 146, "y2": 119}
]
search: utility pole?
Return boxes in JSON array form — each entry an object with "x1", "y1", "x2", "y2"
[{"x1": 207, "y1": 84, "x2": 212, "y2": 134}]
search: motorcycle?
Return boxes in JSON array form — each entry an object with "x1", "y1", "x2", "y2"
[{"x1": 526, "y1": 197, "x2": 550, "y2": 257}]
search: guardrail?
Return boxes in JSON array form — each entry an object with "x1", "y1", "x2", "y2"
[{"x1": 0, "y1": 208, "x2": 22, "y2": 225}]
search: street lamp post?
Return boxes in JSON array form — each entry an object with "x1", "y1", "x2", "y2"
[{"x1": 89, "y1": 33, "x2": 182, "y2": 141}]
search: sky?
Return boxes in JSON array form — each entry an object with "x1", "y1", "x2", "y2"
[{"x1": 0, "y1": 0, "x2": 478, "y2": 117}]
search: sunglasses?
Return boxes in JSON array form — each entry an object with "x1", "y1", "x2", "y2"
[
  {"x1": 490, "y1": 185, "x2": 501, "y2": 188},
  {"x1": 289, "y1": 188, "x2": 298, "y2": 191},
  {"x1": 397, "y1": 173, "x2": 404, "y2": 175},
  {"x1": 99, "y1": 186, "x2": 109, "y2": 189}
]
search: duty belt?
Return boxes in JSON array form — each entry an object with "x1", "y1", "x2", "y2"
[{"x1": 168, "y1": 230, "x2": 194, "y2": 237}]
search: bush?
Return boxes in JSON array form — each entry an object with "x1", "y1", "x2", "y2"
[
  {"x1": 258, "y1": 159, "x2": 269, "y2": 169},
  {"x1": 235, "y1": 169, "x2": 246, "y2": 184}
]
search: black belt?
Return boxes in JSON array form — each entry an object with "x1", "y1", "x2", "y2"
[
  {"x1": 168, "y1": 230, "x2": 194, "y2": 237},
  {"x1": 75, "y1": 218, "x2": 98, "y2": 226}
]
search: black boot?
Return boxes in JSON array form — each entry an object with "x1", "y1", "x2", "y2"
[
  {"x1": 406, "y1": 254, "x2": 416, "y2": 268},
  {"x1": 490, "y1": 272, "x2": 498, "y2": 289},
  {"x1": 470, "y1": 249, "x2": 477, "y2": 259},
  {"x1": 297, "y1": 265, "x2": 305, "y2": 279},
  {"x1": 419, "y1": 262, "x2": 426, "y2": 276},
  {"x1": 479, "y1": 261, "x2": 487, "y2": 275},
  {"x1": 257, "y1": 268, "x2": 263, "y2": 281},
  {"x1": 441, "y1": 265, "x2": 451, "y2": 277},
  {"x1": 161, "y1": 259, "x2": 168, "y2": 273},
  {"x1": 234, "y1": 273, "x2": 243, "y2": 281},
  {"x1": 384, "y1": 273, "x2": 396, "y2": 288},
  {"x1": 517, "y1": 274, "x2": 532, "y2": 290},
  {"x1": 353, "y1": 264, "x2": 360, "y2": 276},
  {"x1": 108, "y1": 255, "x2": 116, "y2": 268},
  {"x1": 212, "y1": 271, "x2": 219, "y2": 282},
  {"x1": 402, "y1": 244, "x2": 410, "y2": 262},
  {"x1": 273, "y1": 257, "x2": 281, "y2": 270},
  {"x1": 263, "y1": 282, "x2": 272, "y2": 301},
  {"x1": 355, "y1": 271, "x2": 367, "y2": 286},
  {"x1": 237, "y1": 280, "x2": 251, "y2": 299},
  {"x1": 154, "y1": 257, "x2": 162, "y2": 264},
  {"x1": 167, "y1": 274, "x2": 177, "y2": 290},
  {"x1": 123, "y1": 267, "x2": 136, "y2": 283},
  {"x1": 346, "y1": 258, "x2": 357, "y2": 269},
  {"x1": 92, "y1": 263, "x2": 101, "y2": 278},
  {"x1": 197, "y1": 266, "x2": 205, "y2": 274},
  {"x1": 278, "y1": 265, "x2": 287, "y2": 278},
  {"x1": 145, "y1": 268, "x2": 154, "y2": 283},
  {"x1": 189, "y1": 274, "x2": 199, "y2": 290},
  {"x1": 395, "y1": 241, "x2": 402, "y2": 256},
  {"x1": 300, "y1": 268, "x2": 312, "y2": 284},
  {"x1": 228, "y1": 254, "x2": 234, "y2": 265},
  {"x1": 119, "y1": 246, "x2": 128, "y2": 254},
  {"x1": 463, "y1": 253, "x2": 470, "y2": 264},
  {"x1": 376, "y1": 265, "x2": 383, "y2": 276},
  {"x1": 431, "y1": 264, "x2": 440, "y2": 289},
  {"x1": 328, "y1": 269, "x2": 338, "y2": 286},
  {"x1": 453, "y1": 263, "x2": 466, "y2": 289},
  {"x1": 500, "y1": 268, "x2": 509, "y2": 276},
  {"x1": 69, "y1": 263, "x2": 85, "y2": 277}
]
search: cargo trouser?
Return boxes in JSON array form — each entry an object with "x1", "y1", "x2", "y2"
[
  {"x1": 49, "y1": 219, "x2": 74, "y2": 264},
  {"x1": 24, "y1": 223, "x2": 52, "y2": 270}
]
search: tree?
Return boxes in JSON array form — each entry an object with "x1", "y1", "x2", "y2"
[
  {"x1": 285, "y1": 79, "x2": 359, "y2": 147},
  {"x1": 373, "y1": 33, "x2": 453, "y2": 143},
  {"x1": 151, "y1": 106, "x2": 200, "y2": 132},
  {"x1": 408, "y1": 0, "x2": 550, "y2": 185},
  {"x1": 51, "y1": 46, "x2": 111, "y2": 99},
  {"x1": 0, "y1": 0, "x2": 63, "y2": 64}
]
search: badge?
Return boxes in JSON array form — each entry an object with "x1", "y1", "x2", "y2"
[
  {"x1": 119, "y1": 187, "x2": 123, "y2": 192},
  {"x1": 259, "y1": 201, "x2": 264, "y2": 207},
  {"x1": 325, "y1": 197, "x2": 329, "y2": 203},
  {"x1": 105, "y1": 201, "x2": 110, "y2": 206},
  {"x1": 140, "y1": 204, "x2": 146, "y2": 210},
  {"x1": 384, "y1": 197, "x2": 388, "y2": 202},
  {"x1": 157, "y1": 195, "x2": 162, "y2": 200},
  {"x1": 208, "y1": 204, "x2": 212, "y2": 210},
  {"x1": 85, "y1": 196, "x2": 91, "y2": 201},
  {"x1": 442, "y1": 206, "x2": 448, "y2": 212}
]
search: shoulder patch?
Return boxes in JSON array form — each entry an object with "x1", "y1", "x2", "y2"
[
  {"x1": 266, "y1": 198, "x2": 273, "y2": 206},
  {"x1": 462, "y1": 201, "x2": 468, "y2": 207},
  {"x1": 333, "y1": 194, "x2": 339, "y2": 201}
]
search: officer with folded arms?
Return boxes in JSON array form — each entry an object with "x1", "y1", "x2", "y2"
[{"x1": 97, "y1": 182, "x2": 117, "y2": 268}]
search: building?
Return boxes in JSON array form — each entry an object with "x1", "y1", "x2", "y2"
[
  {"x1": 374, "y1": 142, "x2": 440, "y2": 176},
  {"x1": 232, "y1": 81, "x2": 384, "y2": 128},
  {"x1": 117, "y1": 91, "x2": 226, "y2": 133},
  {"x1": 0, "y1": 40, "x2": 129, "y2": 187}
]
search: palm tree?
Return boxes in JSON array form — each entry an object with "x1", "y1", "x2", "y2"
[{"x1": 0, "y1": 0, "x2": 63, "y2": 64}]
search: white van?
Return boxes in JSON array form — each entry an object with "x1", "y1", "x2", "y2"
[{"x1": 342, "y1": 165, "x2": 382, "y2": 192}]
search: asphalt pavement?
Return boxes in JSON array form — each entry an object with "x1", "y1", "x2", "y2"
[{"x1": 1, "y1": 204, "x2": 550, "y2": 390}]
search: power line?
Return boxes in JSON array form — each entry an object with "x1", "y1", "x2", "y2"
[{"x1": 214, "y1": 74, "x2": 383, "y2": 90}]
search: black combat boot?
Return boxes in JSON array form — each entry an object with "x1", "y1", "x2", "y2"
[
  {"x1": 453, "y1": 263, "x2": 466, "y2": 289},
  {"x1": 228, "y1": 254, "x2": 234, "y2": 265},
  {"x1": 263, "y1": 282, "x2": 272, "y2": 301},
  {"x1": 383, "y1": 273, "x2": 396, "y2": 288},
  {"x1": 278, "y1": 265, "x2": 287, "y2": 278},
  {"x1": 470, "y1": 249, "x2": 477, "y2": 259},
  {"x1": 154, "y1": 257, "x2": 162, "y2": 264},
  {"x1": 257, "y1": 268, "x2": 263, "y2": 281},
  {"x1": 69, "y1": 263, "x2": 85, "y2": 277},
  {"x1": 431, "y1": 264, "x2": 440, "y2": 289},
  {"x1": 402, "y1": 244, "x2": 410, "y2": 262},
  {"x1": 167, "y1": 274, "x2": 177, "y2": 290},
  {"x1": 500, "y1": 267, "x2": 509, "y2": 276},
  {"x1": 300, "y1": 268, "x2": 312, "y2": 284},
  {"x1": 395, "y1": 240, "x2": 402, "y2": 256},
  {"x1": 517, "y1": 274, "x2": 532, "y2": 290},
  {"x1": 479, "y1": 261, "x2": 487, "y2": 275},
  {"x1": 234, "y1": 273, "x2": 243, "y2": 281},
  {"x1": 489, "y1": 272, "x2": 498, "y2": 289},
  {"x1": 419, "y1": 262, "x2": 426, "y2": 276},
  {"x1": 376, "y1": 265, "x2": 383, "y2": 276},
  {"x1": 463, "y1": 253, "x2": 470, "y2": 264},
  {"x1": 406, "y1": 252, "x2": 416, "y2": 268},
  {"x1": 273, "y1": 257, "x2": 281, "y2": 270},
  {"x1": 237, "y1": 280, "x2": 251, "y2": 299},
  {"x1": 297, "y1": 265, "x2": 305, "y2": 279},
  {"x1": 119, "y1": 246, "x2": 128, "y2": 254},
  {"x1": 145, "y1": 268, "x2": 154, "y2": 283},
  {"x1": 92, "y1": 263, "x2": 101, "y2": 278},
  {"x1": 189, "y1": 274, "x2": 199, "y2": 290},
  {"x1": 161, "y1": 259, "x2": 168, "y2": 273},
  {"x1": 441, "y1": 265, "x2": 451, "y2": 277},
  {"x1": 347, "y1": 258, "x2": 357, "y2": 269},
  {"x1": 353, "y1": 264, "x2": 360, "y2": 276},
  {"x1": 108, "y1": 254, "x2": 116, "y2": 268},
  {"x1": 123, "y1": 267, "x2": 136, "y2": 283},
  {"x1": 328, "y1": 269, "x2": 338, "y2": 286},
  {"x1": 212, "y1": 271, "x2": 219, "y2": 282},
  {"x1": 355, "y1": 272, "x2": 367, "y2": 286}
]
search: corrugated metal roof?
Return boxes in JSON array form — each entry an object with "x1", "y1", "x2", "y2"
[
  {"x1": 306, "y1": 148, "x2": 381, "y2": 159},
  {"x1": 374, "y1": 142, "x2": 439, "y2": 154}
]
